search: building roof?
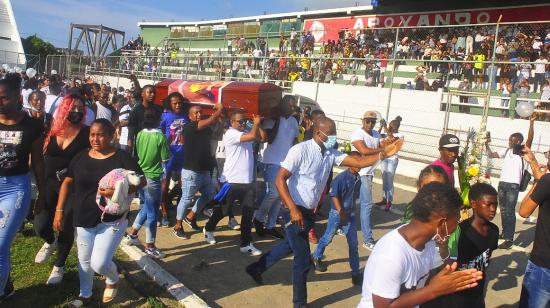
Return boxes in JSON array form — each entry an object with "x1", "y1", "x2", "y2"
[{"x1": 137, "y1": 5, "x2": 373, "y2": 28}]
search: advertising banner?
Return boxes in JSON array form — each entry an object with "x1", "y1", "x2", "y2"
[{"x1": 303, "y1": 4, "x2": 550, "y2": 43}]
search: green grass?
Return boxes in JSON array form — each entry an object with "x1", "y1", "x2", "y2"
[{"x1": 6, "y1": 224, "x2": 79, "y2": 307}]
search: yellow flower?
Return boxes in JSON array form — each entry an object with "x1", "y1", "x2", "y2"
[{"x1": 467, "y1": 165, "x2": 479, "y2": 177}]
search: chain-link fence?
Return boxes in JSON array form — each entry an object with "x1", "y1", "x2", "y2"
[{"x1": 0, "y1": 51, "x2": 40, "y2": 72}]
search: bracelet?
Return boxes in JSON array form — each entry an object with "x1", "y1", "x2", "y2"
[
  {"x1": 379, "y1": 152, "x2": 386, "y2": 160},
  {"x1": 55, "y1": 209, "x2": 64, "y2": 212}
]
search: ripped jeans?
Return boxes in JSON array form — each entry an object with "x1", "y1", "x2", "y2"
[
  {"x1": 0, "y1": 174, "x2": 31, "y2": 296},
  {"x1": 75, "y1": 219, "x2": 127, "y2": 298}
]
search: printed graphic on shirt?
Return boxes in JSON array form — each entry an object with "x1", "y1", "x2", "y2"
[
  {"x1": 169, "y1": 118, "x2": 187, "y2": 146},
  {"x1": 0, "y1": 130, "x2": 23, "y2": 169},
  {"x1": 459, "y1": 248, "x2": 491, "y2": 272}
]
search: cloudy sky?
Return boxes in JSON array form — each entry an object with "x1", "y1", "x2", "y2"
[{"x1": 12, "y1": 0, "x2": 371, "y2": 48}]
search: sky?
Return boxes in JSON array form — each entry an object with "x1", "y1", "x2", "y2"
[{"x1": 11, "y1": 0, "x2": 372, "y2": 48}]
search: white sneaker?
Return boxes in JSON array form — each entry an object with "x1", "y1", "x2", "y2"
[
  {"x1": 35, "y1": 240, "x2": 57, "y2": 264},
  {"x1": 228, "y1": 217, "x2": 241, "y2": 230},
  {"x1": 203, "y1": 228, "x2": 216, "y2": 244},
  {"x1": 122, "y1": 234, "x2": 140, "y2": 246},
  {"x1": 240, "y1": 243, "x2": 262, "y2": 256},
  {"x1": 46, "y1": 266, "x2": 64, "y2": 285}
]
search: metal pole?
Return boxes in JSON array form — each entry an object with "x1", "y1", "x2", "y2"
[
  {"x1": 442, "y1": 70, "x2": 453, "y2": 133},
  {"x1": 313, "y1": 29, "x2": 326, "y2": 103},
  {"x1": 185, "y1": 38, "x2": 191, "y2": 80},
  {"x1": 482, "y1": 16, "x2": 502, "y2": 128},
  {"x1": 384, "y1": 27, "x2": 400, "y2": 121},
  {"x1": 220, "y1": 34, "x2": 226, "y2": 80}
]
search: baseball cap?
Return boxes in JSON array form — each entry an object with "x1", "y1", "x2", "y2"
[
  {"x1": 363, "y1": 111, "x2": 377, "y2": 119},
  {"x1": 439, "y1": 134, "x2": 460, "y2": 149}
]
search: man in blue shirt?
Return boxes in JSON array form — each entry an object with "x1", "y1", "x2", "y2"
[
  {"x1": 245, "y1": 117, "x2": 403, "y2": 308},
  {"x1": 312, "y1": 152, "x2": 363, "y2": 285}
]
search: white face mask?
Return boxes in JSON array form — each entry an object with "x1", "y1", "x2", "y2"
[{"x1": 432, "y1": 220, "x2": 450, "y2": 245}]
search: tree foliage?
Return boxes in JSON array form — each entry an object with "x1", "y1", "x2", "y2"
[{"x1": 21, "y1": 35, "x2": 61, "y2": 72}]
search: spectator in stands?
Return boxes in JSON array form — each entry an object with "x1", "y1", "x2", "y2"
[
  {"x1": 347, "y1": 71, "x2": 359, "y2": 86},
  {"x1": 534, "y1": 53, "x2": 548, "y2": 93},
  {"x1": 458, "y1": 77, "x2": 472, "y2": 112}
]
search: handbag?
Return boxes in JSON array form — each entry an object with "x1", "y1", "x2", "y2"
[{"x1": 519, "y1": 159, "x2": 531, "y2": 192}]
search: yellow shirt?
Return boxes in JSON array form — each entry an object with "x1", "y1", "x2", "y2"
[{"x1": 474, "y1": 54, "x2": 485, "y2": 69}]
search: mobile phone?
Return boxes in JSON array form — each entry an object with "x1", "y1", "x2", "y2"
[{"x1": 512, "y1": 144, "x2": 524, "y2": 156}]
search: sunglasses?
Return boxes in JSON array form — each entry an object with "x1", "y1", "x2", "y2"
[
  {"x1": 363, "y1": 118, "x2": 377, "y2": 123},
  {"x1": 233, "y1": 119, "x2": 247, "y2": 125}
]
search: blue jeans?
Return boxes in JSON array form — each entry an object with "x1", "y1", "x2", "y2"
[
  {"x1": 257, "y1": 207, "x2": 314, "y2": 307},
  {"x1": 498, "y1": 181, "x2": 520, "y2": 241},
  {"x1": 381, "y1": 158, "x2": 399, "y2": 203},
  {"x1": 359, "y1": 175, "x2": 374, "y2": 244},
  {"x1": 76, "y1": 219, "x2": 127, "y2": 298},
  {"x1": 0, "y1": 174, "x2": 31, "y2": 296},
  {"x1": 313, "y1": 209, "x2": 360, "y2": 275},
  {"x1": 255, "y1": 164, "x2": 281, "y2": 229},
  {"x1": 133, "y1": 177, "x2": 161, "y2": 243},
  {"x1": 176, "y1": 169, "x2": 215, "y2": 220},
  {"x1": 520, "y1": 260, "x2": 550, "y2": 308}
]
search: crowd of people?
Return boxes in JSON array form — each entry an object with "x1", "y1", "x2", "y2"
[{"x1": 0, "y1": 63, "x2": 549, "y2": 308}]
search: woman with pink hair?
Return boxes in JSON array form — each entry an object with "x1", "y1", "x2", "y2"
[{"x1": 33, "y1": 93, "x2": 90, "y2": 285}]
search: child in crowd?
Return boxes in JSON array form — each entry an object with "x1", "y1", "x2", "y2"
[
  {"x1": 402, "y1": 165, "x2": 450, "y2": 223},
  {"x1": 159, "y1": 93, "x2": 189, "y2": 227},
  {"x1": 358, "y1": 182, "x2": 483, "y2": 308},
  {"x1": 312, "y1": 151, "x2": 363, "y2": 285},
  {"x1": 446, "y1": 183, "x2": 499, "y2": 308},
  {"x1": 124, "y1": 108, "x2": 171, "y2": 258}
]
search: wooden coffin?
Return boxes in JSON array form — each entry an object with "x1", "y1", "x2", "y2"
[{"x1": 154, "y1": 80, "x2": 282, "y2": 118}]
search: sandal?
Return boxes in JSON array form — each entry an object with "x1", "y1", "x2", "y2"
[{"x1": 102, "y1": 284, "x2": 118, "y2": 304}]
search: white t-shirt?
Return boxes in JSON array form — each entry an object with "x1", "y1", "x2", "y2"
[
  {"x1": 118, "y1": 104, "x2": 132, "y2": 146},
  {"x1": 221, "y1": 128, "x2": 254, "y2": 184},
  {"x1": 357, "y1": 227, "x2": 441, "y2": 308},
  {"x1": 261, "y1": 116, "x2": 298, "y2": 165},
  {"x1": 534, "y1": 58, "x2": 548, "y2": 74},
  {"x1": 253, "y1": 49, "x2": 262, "y2": 58},
  {"x1": 45, "y1": 95, "x2": 62, "y2": 114},
  {"x1": 498, "y1": 148, "x2": 526, "y2": 185},
  {"x1": 351, "y1": 128, "x2": 381, "y2": 175},
  {"x1": 95, "y1": 101, "x2": 113, "y2": 122}
]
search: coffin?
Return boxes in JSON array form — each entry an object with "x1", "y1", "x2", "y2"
[{"x1": 154, "y1": 80, "x2": 283, "y2": 118}]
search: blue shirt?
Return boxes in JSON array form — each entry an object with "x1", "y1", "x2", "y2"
[
  {"x1": 280, "y1": 139, "x2": 347, "y2": 209},
  {"x1": 329, "y1": 169, "x2": 361, "y2": 213},
  {"x1": 160, "y1": 111, "x2": 189, "y2": 170}
]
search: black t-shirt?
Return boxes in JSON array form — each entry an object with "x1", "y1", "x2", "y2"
[
  {"x1": 452, "y1": 217, "x2": 499, "y2": 308},
  {"x1": 44, "y1": 126, "x2": 90, "y2": 182},
  {"x1": 127, "y1": 103, "x2": 163, "y2": 141},
  {"x1": 182, "y1": 121, "x2": 214, "y2": 172},
  {"x1": 68, "y1": 149, "x2": 143, "y2": 228},
  {"x1": 529, "y1": 174, "x2": 550, "y2": 269},
  {"x1": 0, "y1": 114, "x2": 43, "y2": 176}
]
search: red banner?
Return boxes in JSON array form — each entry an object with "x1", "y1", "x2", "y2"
[{"x1": 304, "y1": 4, "x2": 550, "y2": 43}]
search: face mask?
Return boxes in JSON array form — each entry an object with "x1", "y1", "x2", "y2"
[
  {"x1": 323, "y1": 135, "x2": 337, "y2": 149},
  {"x1": 67, "y1": 111, "x2": 84, "y2": 124},
  {"x1": 431, "y1": 220, "x2": 450, "y2": 245},
  {"x1": 29, "y1": 106, "x2": 43, "y2": 113}
]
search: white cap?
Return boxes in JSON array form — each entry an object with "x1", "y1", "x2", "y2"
[{"x1": 51, "y1": 69, "x2": 57, "y2": 75}]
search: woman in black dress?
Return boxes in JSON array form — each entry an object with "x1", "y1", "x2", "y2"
[{"x1": 33, "y1": 93, "x2": 90, "y2": 285}]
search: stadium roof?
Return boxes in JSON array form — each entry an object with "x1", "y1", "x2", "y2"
[{"x1": 137, "y1": 5, "x2": 374, "y2": 28}]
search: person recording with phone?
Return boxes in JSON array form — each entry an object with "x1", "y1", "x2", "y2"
[{"x1": 485, "y1": 114, "x2": 535, "y2": 249}]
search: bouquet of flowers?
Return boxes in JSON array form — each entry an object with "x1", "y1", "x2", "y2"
[{"x1": 456, "y1": 126, "x2": 492, "y2": 207}]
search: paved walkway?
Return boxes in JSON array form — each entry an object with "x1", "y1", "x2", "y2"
[{"x1": 128, "y1": 171, "x2": 532, "y2": 307}]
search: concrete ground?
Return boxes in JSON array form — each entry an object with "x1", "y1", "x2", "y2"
[{"x1": 127, "y1": 172, "x2": 533, "y2": 308}]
